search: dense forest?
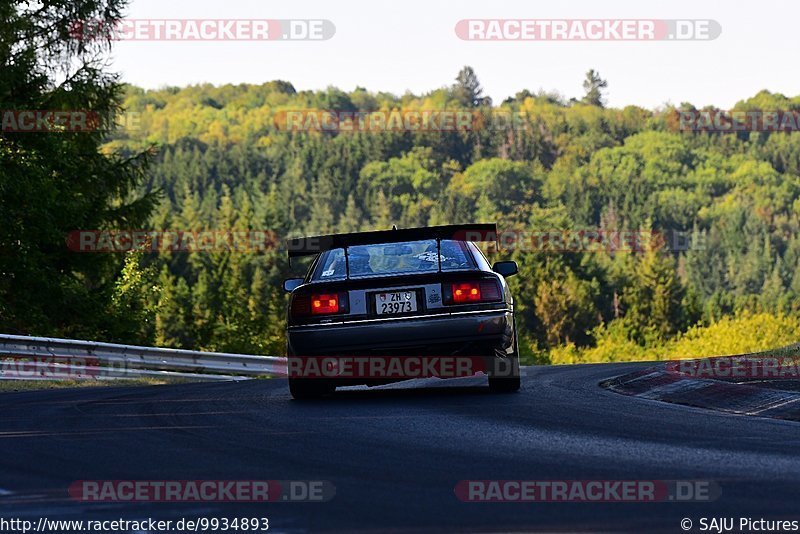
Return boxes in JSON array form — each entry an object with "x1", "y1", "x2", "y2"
[
  {"x1": 4, "y1": 9, "x2": 800, "y2": 364},
  {"x1": 93, "y1": 68, "x2": 800, "y2": 363}
]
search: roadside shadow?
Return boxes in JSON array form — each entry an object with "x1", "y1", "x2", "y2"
[
  {"x1": 287, "y1": 376, "x2": 519, "y2": 405},
  {"x1": 330, "y1": 384, "x2": 492, "y2": 401}
]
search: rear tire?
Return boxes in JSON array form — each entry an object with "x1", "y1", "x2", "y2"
[
  {"x1": 488, "y1": 371, "x2": 520, "y2": 393},
  {"x1": 289, "y1": 377, "x2": 335, "y2": 400},
  {"x1": 488, "y1": 322, "x2": 521, "y2": 394}
]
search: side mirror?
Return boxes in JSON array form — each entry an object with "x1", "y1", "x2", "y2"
[
  {"x1": 283, "y1": 277, "x2": 304, "y2": 293},
  {"x1": 492, "y1": 261, "x2": 518, "y2": 278}
]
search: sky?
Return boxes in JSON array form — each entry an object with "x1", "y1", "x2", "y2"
[{"x1": 111, "y1": 0, "x2": 799, "y2": 110}]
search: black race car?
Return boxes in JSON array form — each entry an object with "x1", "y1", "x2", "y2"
[{"x1": 282, "y1": 224, "x2": 520, "y2": 399}]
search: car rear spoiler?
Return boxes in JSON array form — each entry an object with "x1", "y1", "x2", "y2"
[{"x1": 286, "y1": 223, "x2": 498, "y2": 258}]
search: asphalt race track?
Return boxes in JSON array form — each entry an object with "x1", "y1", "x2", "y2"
[{"x1": 0, "y1": 363, "x2": 799, "y2": 533}]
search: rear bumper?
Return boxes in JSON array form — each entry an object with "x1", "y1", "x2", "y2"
[{"x1": 287, "y1": 309, "x2": 514, "y2": 356}]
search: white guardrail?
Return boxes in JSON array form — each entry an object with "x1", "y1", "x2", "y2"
[{"x1": 0, "y1": 334, "x2": 287, "y2": 381}]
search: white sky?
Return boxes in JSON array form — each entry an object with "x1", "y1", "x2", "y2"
[{"x1": 112, "y1": 0, "x2": 799, "y2": 109}]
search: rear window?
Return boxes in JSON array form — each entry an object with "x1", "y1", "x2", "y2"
[{"x1": 313, "y1": 239, "x2": 474, "y2": 280}]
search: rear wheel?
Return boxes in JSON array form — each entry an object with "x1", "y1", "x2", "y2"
[
  {"x1": 289, "y1": 377, "x2": 335, "y2": 400},
  {"x1": 488, "y1": 358, "x2": 520, "y2": 393},
  {"x1": 488, "y1": 323, "x2": 521, "y2": 394}
]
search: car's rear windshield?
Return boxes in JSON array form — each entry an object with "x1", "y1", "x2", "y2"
[{"x1": 313, "y1": 239, "x2": 474, "y2": 280}]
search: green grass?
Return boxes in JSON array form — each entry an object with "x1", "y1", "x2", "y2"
[{"x1": 0, "y1": 376, "x2": 198, "y2": 392}]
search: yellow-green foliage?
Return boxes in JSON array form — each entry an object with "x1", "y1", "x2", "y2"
[
  {"x1": 668, "y1": 313, "x2": 800, "y2": 359},
  {"x1": 547, "y1": 313, "x2": 800, "y2": 365}
]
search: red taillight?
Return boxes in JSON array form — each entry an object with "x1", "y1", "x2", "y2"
[
  {"x1": 311, "y1": 293, "x2": 339, "y2": 315},
  {"x1": 291, "y1": 292, "x2": 348, "y2": 318},
  {"x1": 445, "y1": 280, "x2": 502, "y2": 305},
  {"x1": 452, "y1": 282, "x2": 482, "y2": 303}
]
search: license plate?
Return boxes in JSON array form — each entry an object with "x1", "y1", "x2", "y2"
[{"x1": 375, "y1": 291, "x2": 418, "y2": 315}]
